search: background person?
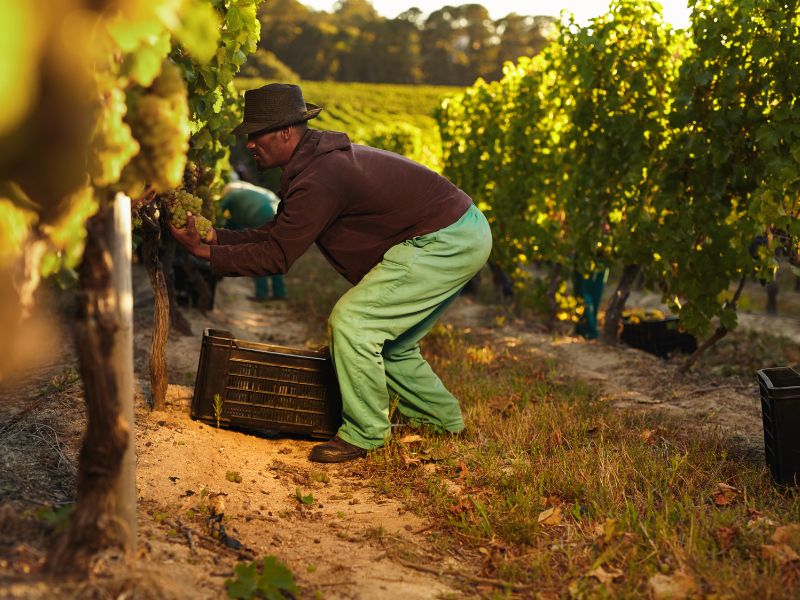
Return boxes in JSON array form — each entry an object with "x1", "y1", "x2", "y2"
[{"x1": 221, "y1": 180, "x2": 287, "y2": 301}]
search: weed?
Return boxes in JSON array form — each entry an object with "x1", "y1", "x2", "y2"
[
  {"x1": 225, "y1": 555, "x2": 298, "y2": 599},
  {"x1": 295, "y1": 488, "x2": 314, "y2": 505},
  {"x1": 213, "y1": 394, "x2": 224, "y2": 428},
  {"x1": 47, "y1": 367, "x2": 80, "y2": 393},
  {"x1": 226, "y1": 471, "x2": 243, "y2": 484},
  {"x1": 34, "y1": 503, "x2": 74, "y2": 532}
]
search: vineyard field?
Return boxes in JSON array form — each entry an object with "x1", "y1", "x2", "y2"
[{"x1": 235, "y1": 78, "x2": 462, "y2": 170}]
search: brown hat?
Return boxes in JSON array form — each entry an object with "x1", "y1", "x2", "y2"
[{"x1": 232, "y1": 83, "x2": 322, "y2": 136}]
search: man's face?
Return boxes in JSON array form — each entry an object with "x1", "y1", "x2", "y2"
[{"x1": 246, "y1": 129, "x2": 286, "y2": 169}]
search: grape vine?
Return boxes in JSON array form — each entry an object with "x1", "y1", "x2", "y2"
[{"x1": 438, "y1": 0, "x2": 800, "y2": 351}]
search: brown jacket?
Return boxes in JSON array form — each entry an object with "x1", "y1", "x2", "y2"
[{"x1": 210, "y1": 129, "x2": 472, "y2": 284}]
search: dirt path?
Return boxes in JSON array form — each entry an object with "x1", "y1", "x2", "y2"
[{"x1": 130, "y1": 273, "x2": 460, "y2": 598}]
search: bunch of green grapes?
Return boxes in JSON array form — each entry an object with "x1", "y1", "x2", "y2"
[
  {"x1": 122, "y1": 62, "x2": 190, "y2": 193},
  {"x1": 183, "y1": 161, "x2": 201, "y2": 194},
  {"x1": 161, "y1": 189, "x2": 212, "y2": 239},
  {"x1": 88, "y1": 80, "x2": 139, "y2": 187}
]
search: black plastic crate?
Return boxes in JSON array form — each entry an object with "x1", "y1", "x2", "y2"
[
  {"x1": 191, "y1": 329, "x2": 342, "y2": 439},
  {"x1": 620, "y1": 316, "x2": 697, "y2": 358},
  {"x1": 757, "y1": 367, "x2": 800, "y2": 485}
]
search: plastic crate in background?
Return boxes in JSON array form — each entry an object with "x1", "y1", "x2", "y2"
[
  {"x1": 620, "y1": 316, "x2": 697, "y2": 358},
  {"x1": 757, "y1": 367, "x2": 800, "y2": 485},
  {"x1": 192, "y1": 329, "x2": 342, "y2": 439}
]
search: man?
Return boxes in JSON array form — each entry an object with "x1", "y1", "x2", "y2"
[
  {"x1": 169, "y1": 83, "x2": 492, "y2": 463},
  {"x1": 220, "y1": 179, "x2": 287, "y2": 300}
]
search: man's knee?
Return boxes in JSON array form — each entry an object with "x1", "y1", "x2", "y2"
[{"x1": 328, "y1": 303, "x2": 358, "y2": 338}]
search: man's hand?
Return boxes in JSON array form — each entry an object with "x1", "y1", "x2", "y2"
[{"x1": 167, "y1": 212, "x2": 215, "y2": 260}]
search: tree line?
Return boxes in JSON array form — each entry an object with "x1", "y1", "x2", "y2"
[{"x1": 245, "y1": 0, "x2": 556, "y2": 86}]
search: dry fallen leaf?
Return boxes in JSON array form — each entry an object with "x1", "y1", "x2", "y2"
[
  {"x1": 549, "y1": 430, "x2": 565, "y2": 449},
  {"x1": 648, "y1": 571, "x2": 698, "y2": 600},
  {"x1": 398, "y1": 434, "x2": 424, "y2": 444},
  {"x1": 587, "y1": 565, "x2": 623, "y2": 584},
  {"x1": 538, "y1": 506, "x2": 562, "y2": 526},
  {"x1": 209, "y1": 494, "x2": 226, "y2": 517},
  {"x1": 402, "y1": 454, "x2": 422, "y2": 466},
  {"x1": 760, "y1": 543, "x2": 800, "y2": 564},
  {"x1": 747, "y1": 516, "x2": 777, "y2": 530},
  {"x1": 712, "y1": 482, "x2": 739, "y2": 506},
  {"x1": 640, "y1": 429, "x2": 656, "y2": 444},
  {"x1": 771, "y1": 524, "x2": 800, "y2": 548},
  {"x1": 714, "y1": 526, "x2": 737, "y2": 552}
]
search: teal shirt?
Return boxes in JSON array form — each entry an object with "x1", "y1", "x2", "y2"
[{"x1": 221, "y1": 186, "x2": 279, "y2": 229}]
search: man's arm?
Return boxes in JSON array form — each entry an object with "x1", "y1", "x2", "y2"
[
  {"x1": 209, "y1": 185, "x2": 342, "y2": 278},
  {"x1": 215, "y1": 221, "x2": 276, "y2": 246}
]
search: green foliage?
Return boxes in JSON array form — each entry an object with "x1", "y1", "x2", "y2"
[
  {"x1": 653, "y1": 0, "x2": 800, "y2": 336},
  {"x1": 225, "y1": 555, "x2": 298, "y2": 599},
  {"x1": 256, "y1": 0, "x2": 555, "y2": 86},
  {"x1": 438, "y1": 0, "x2": 800, "y2": 337},
  {"x1": 1, "y1": 0, "x2": 264, "y2": 303},
  {"x1": 226, "y1": 470, "x2": 243, "y2": 483},
  {"x1": 358, "y1": 123, "x2": 422, "y2": 161}
]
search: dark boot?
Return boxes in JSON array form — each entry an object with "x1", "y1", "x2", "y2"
[{"x1": 308, "y1": 436, "x2": 368, "y2": 463}]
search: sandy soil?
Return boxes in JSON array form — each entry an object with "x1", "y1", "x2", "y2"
[
  {"x1": 132, "y1": 272, "x2": 462, "y2": 598},
  {"x1": 1, "y1": 271, "x2": 462, "y2": 599}
]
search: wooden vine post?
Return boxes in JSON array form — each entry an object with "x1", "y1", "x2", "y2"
[
  {"x1": 47, "y1": 193, "x2": 136, "y2": 573},
  {"x1": 109, "y1": 193, "x2": 137, "y2": 554}
]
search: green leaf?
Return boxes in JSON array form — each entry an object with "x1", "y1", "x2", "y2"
[
  {"x1": 295, "y1": 487, "x2": 314, "y2": 505},
  {"x1": 225, "y1": 556, "x2": 298, "y2": 600},
  {"x1": 121, "y1": 32, "x2": 171, "y2": 86},
  {"x1": 225, "y1": 562, "x2": 259, "y2": 599},
  {"x1": 173, "y1": 0, "x2": 221, "y2": 64},
  {"x1": 257, "y1": 556, "x2": 299, "y2": 597}
]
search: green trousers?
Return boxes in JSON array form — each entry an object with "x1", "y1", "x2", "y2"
[{"x1": 329, "y1": 204, "x2": 492, "y2": 449}]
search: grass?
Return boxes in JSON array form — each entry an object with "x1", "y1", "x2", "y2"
[
  {"x1": 285, "y1": 248, "x2": 800, "y2": 597},
  {"x1": 362, "y1": 324, "x2": 800, "y2": 597}
]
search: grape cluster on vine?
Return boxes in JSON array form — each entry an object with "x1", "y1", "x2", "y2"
[
  {"x1": 121, "y1": 63, "x2": 190, "y2": 194},
  {"x1": 161, "y1": 189, "x2": 212, "y2": 239}
]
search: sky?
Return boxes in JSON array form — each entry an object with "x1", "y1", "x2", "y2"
[{"x1": 300, "y1": 0, "x2": 692, "y2": 28}]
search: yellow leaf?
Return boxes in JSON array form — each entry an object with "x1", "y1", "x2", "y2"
[
  {"x1": 402, "y1": 455, "x2": 421, "y2": 466},
  {"x1": 537, "y1": 506, "x2": 562, "y2": 526},
  {"x1": 398, "y1": 434, "x2": 424, "y2": 444}
]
